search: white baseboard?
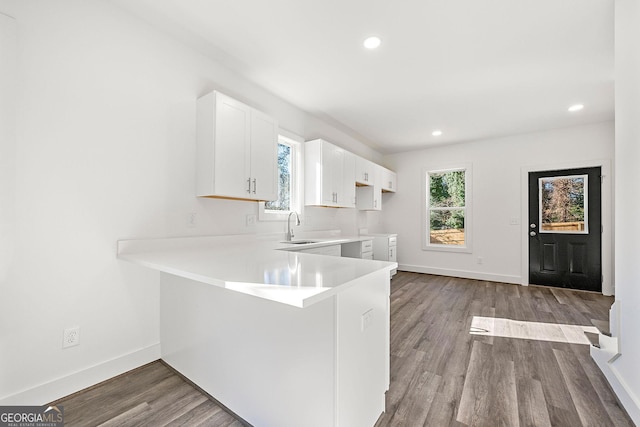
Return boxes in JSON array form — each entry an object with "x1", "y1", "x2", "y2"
[
  {"x1": 0, "y1": 343, "x2": 161, "y2": 406},
  {"x1": 398, "y1": 264, "x2": 521, "y2": 284},
  {"x1": 591, "y1": 347, "x2": 640, "y2": 425}
]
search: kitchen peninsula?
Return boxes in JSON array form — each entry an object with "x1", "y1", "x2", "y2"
[{"x1": 117, "y1": 234, "x2": 397, "y2": 427}]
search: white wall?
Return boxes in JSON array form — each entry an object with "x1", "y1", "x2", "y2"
[
  {"x1": 602, "y1": 0, "x2": 640, "y2": 423},
  {"x1": 0, "y1": 0, "x2": 380, "y2": 403},
  {"x1": 379, "y1": 122, "x2": 614, "y2": 285}
]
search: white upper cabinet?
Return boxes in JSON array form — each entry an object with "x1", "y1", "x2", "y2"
[
  {"x1": 380, "y1": 167, "x2": 397, "y2": 193},
  {"x1": 356, "y1": 167, "x2": 382, "y2": 211},
  {"x1": 343, "y1": 151, "x2": 356, "y2": 208},
  {"x1": 305, "y1": 139, "x2": 353, "y2": 208},
  {"x1": 355, "y1": 156, "x2": 376, "y2": 186},
  {"x1": 196, "y1": 91, "x2": 277, "y2": 201},
  {"x1": 248, "y1": 108, "x2": 278, "y2": 200}
]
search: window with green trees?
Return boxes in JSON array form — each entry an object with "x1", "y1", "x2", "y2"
[
  {"x1": 265, "y1": 141, "x2": 292, "y2": 212},
  {"x1": 427, "y1": 169, "x2": 467, "y2": 246}
]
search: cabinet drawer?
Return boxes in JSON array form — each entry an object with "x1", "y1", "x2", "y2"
[
  {"x1": 362, "y1": 240, "x2": 373, "y2": 251},
  {"x1": 388, "y1": 246, "x2": 396, "y2": 262},
  {"x1": 363, "y1": 252, "x2": 374, "y2": 260},
  {"x1": 388, "y1": 236, "x2": 397, "y2": 247}
]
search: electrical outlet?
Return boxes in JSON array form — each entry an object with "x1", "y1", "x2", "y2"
[
  {"x1": 63, "y1": 326, "x2": 80, "y2": 348},
  {"x1": 477, "y1": 257, "x2": 484, "y2": 265},
  {"x1": 509, "y1": 217, "x2": 520, "y2": 225},
  {"x1": 246, "y1": 214, "x2": 257, "y2": 226}
]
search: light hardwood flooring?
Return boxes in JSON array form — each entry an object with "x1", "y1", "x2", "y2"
[{"x1": 53, "y1": 272, "x2": 633, "y2": 426}]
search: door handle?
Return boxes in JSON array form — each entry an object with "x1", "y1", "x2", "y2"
[
  {"x1": 530, "y1": 223, "x2": 537, "y2": 229},
  {"x1": 530, "y1": 231, "x2": 537, "y2": 237}
]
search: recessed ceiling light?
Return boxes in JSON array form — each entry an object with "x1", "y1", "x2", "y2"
[
  {"x1": 363, "y1": 36, "x2": 381, "y2": 49},
  {"x1": 568, "y1": 104, "x2": 584, "y2": 112},
  {"x1": 432, "y1": 130, "x2": 443, "y2": 136}
]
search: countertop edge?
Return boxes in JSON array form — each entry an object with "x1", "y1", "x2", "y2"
[{"x1": 117, "y1": 236, "x2": 397, "y2": 308}]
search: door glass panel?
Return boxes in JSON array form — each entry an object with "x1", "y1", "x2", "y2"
[{"x1": 539, "y1": 175, "x2": 588, "y2": 234}]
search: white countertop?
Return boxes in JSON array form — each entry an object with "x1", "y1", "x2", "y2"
[{"x1": 117, "y1": 234, "x2": 396, "y2": 308}]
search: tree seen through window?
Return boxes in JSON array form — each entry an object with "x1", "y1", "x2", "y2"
[
  {"x1": 428, "y1": 170, "x2": 466, "y2": 246},
  {"x1": 265, "y1": 142, "x2": 292, "y2": 211}
]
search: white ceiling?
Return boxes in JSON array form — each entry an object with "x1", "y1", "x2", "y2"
[{"x1": 112, "y1": 0, "x2": 614, "y2": 154}]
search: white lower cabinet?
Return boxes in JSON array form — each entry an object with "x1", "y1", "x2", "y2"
[
  {"x1": 368, "y1": 234, "x2": 398, "y2": 276},
  {"x1": 161, "y1": 269, "x2": 390, "y2": 427},
  {"x1": 341, "y1": 240, "x2": 374, "y2": 260}
]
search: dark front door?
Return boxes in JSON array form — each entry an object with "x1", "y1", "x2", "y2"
[{"x1": 528, "y1": 167, "x2": 602, "y2": 292}]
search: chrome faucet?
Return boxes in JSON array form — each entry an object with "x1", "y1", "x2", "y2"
[{"x1": 286, "y1": 211, "x2": 301, "y2": 241}]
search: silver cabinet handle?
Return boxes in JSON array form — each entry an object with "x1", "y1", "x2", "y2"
[
  {"x1": 530, "y1": 231, "x2": 537, "y2": 236},
  {"x1": 247, "y1": 178, "x2": 251, "y2": 193},
  {"x1": 252, "y1": 178, "x2": 257, "y2": 194}
]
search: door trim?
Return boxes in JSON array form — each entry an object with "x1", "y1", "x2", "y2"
[{"x1": 520, "y1": 159, "x2": 613, "y2": 295}]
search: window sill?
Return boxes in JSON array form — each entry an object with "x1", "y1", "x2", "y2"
[
  {"x1": 422, "y1": 244, "x2": 472, "y2": 254},
  {"x1": 258, "y1": 202, "x2": 301, "y2": 222}
]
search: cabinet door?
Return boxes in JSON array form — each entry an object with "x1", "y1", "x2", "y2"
[
  {"x1": 320, "y1": 142, "x2": 335, "y2": 205},
  {"x1": 304, "y1": 140, "x2": 323, "y2": 206},
  {"x1": 381, "y1": 168, "x2": 397, "y2": 193},
  {"x1": 342, "y1": 151, "x2": 356, "y2": 208},
  {"x1": 321, "y1": 143, "x2": 343, "y2": 206},
  {"x1": 250, "y1": 109, "x2": 278, "y2": 201},
  {"x1": 304, "y1": 139, "x2": 353, "y2": 208},
  {"x1": 333, "y1": 147, "x2": 345, "y2": 206},
  {"x1": 355, "y1": 156, "x2": 374, "y2": 185},
  {"x1": 214, "y1": 93, "x2": 251, "y2": 198},
  {"x1": 388, "y1": 245, "x2": 397, "y2": 262},
  {"x1": 356, "y1": 185, "x2": 382, "y2": 211}
]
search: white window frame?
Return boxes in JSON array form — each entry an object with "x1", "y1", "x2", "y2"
[
  {"x1": 258, "y1": 131, "x2": 304, "y2": 221},
  {"x1": 422, "y1": 164, "x2": 473, "y2": 253}
]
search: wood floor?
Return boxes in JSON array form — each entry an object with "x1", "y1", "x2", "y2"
[
  {"x1": 375, "y1": 272, "x2": 632, "y2": 427},
  {"x1": 52, "y1": 361, "x2": 243, "y2": 427},
  {"x1": 53, "y1": 272, "x2": 633, "y2": 426}
]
